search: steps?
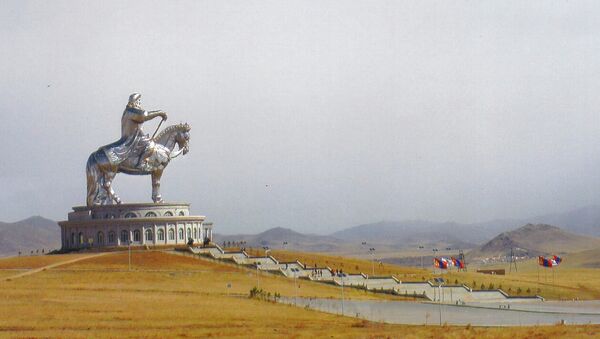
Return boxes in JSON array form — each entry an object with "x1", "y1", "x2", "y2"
[{"x1": 188, "y1": 245, "x2": 544, "y2": 303}]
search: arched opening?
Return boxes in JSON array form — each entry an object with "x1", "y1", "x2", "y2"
[
  {"x1": 97, "y1": 231, "x2": 104, "y2": 245},
  {"x1": 108, "y1": 231, "x2": 115, "y2": 244},
  {"x1": 145, "y1": 212, "x2": 157, "y2": 217},
  {"x1": 194, "y1": 228, "x2": 197, "y2": 239},
  {"x1": 187, "y1": 228, "x2": 191, "y2": 240},
  {"x1": 178, "y1": 228, "x2": 184, "y2": 240},
  {"x1": 71, "y1": 232, "x2": 75, "y2": 246},
  {"x1": 179, "y1": 211, "x2": 185, "y2": 216},
  {"x1": 78, "y1": 232, "x2": 84, "y2": 245},
  {"x1": 133, "y1": 230, "x2": 141, "y2": 242},
  {"x1": 120, "y1": 230, "x2": 129, "y2": 243},
  {"x1": 145, "y1": 229, "x2": 153, "y2": 241},
  {"x1": 124, "y1": 212, "x2": 137, "y2": 218},
  {"x1": 164, "y1": 211, "x2": 173, "y2": 216},
  {"x1": 157, "y1": 229, "x2": 165, "y2": 241},
  {"x1": 168, "y1": 228, "x2": 175, "y2": 240}
]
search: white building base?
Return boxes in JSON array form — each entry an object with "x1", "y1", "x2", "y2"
[{"x1": 58, "y1": 203, "x2": 213, "y2": 250}]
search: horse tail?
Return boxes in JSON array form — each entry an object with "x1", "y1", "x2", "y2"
[{"x1": 86, "y1": 152, "x2": 101, "y2": 207}]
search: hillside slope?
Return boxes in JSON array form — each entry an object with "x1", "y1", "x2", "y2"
[
  {"x1": 331, "y1": 220, "x2": 484, "y2": 248},
  {"x1": 467, "y1": 223, "x2": 600, "y2": 259},
  {"x1": 0, "y1": 216, "x2": 60, "y2": 256},
  {"x1": 214, "y1": 227, "x2": 344, "y2": 252}
]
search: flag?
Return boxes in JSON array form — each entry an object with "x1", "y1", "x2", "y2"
[
  {"x1": 538, "y1": 256, "x2": 554, "y2": 267},
  {"x1": 434, "y1": 257, "x2": 448, "y2": 269},
  {"x1": 451, "y1": 256, "x2": 464, "y2": 269},
  {"x1": 551, "y1": 255, "x2": 562, "y2": 266}
]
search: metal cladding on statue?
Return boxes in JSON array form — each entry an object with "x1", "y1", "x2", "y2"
[{"x1": 85, "y1": 94, "x2": 191, "y2": 207}]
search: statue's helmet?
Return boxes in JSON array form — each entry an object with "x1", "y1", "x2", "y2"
[{"x1": 127, "y1": 93, "x2": 142, "y2": 108}]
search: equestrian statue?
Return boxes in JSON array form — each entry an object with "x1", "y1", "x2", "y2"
[{"x1": 86, "y1": 93, "x2": 191, "y2": 207}]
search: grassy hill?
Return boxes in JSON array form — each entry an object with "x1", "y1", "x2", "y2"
[
  {"x1": 0, "y1": 216, "x2": 60, "y2": 256},
  {"x1": 563, "y1": 248, "x2": 600, "y2": 269},
  {"x1": 0, "y1": 250, "x2": 598, "y2": 337},
  {"x1": 215, "y1": 227, "x2": 347, "y2": 252},
  {"x1": 467, "y1": 223, "x2": 600, "y2": 259}
]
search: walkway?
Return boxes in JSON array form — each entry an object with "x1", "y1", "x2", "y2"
[
  {"x1": 189, "y1": 245, "x2": 542, "y2": 303},
  {"x1": 1, "y1": 252, "x2": 111, "y2": 281},
  {"x1": 281, "y1": 297, "x2": 600, "y2": 326}
]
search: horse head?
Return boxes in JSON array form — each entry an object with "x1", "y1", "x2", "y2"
[
  {"x1": 175, "y1": 123, "x2": 191, "y2": 156},
  {"x1": 164, "y1": 123, "x2": 191, "y2": 159}
]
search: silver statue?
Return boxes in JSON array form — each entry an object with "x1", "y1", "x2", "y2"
[{"x1": 86, "y1": 93, "x2": 191, "y2": 207}]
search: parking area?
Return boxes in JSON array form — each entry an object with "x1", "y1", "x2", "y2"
[{"x1": 281, "y1": 298, "x2": 600, "y2": 326}]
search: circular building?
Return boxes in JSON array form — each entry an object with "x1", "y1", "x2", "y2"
[{"x1": 58, "y1": 203, "x2": 213, "y2": 250}]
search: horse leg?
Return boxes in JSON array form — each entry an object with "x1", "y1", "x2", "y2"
[
  {"x1": 151, "y1": 170, "x2": 164, "y2": 203},
  {"x1": 103, "y1": 171, "x2": 121, "y2": 205}
]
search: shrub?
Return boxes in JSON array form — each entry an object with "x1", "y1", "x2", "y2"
[
  {"x1": 480, "y1": 283, "x2": 485, "y2": 290},
  {"x1": 488, "y1": 283, "x2": 494, "y2": 290},
  {"x1": 454, "y1": 279, "x2": 458, "y2": 284},
  {"x1": 517, "y1": 287, "x2": 522, "y2": 295},
  {"x1": 498, "y1": 284, "x2": 502, "y2": 290},
  {"x1": 526, "y1": 288, "x2": 531, "y2": 294}
]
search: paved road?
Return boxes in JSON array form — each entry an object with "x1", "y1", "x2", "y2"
[{"x1": 281, "y1": 297, "x2": 600, "y2": 326}]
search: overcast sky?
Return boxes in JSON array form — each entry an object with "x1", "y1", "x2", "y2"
[{"x1": 2, "y1": 1, "x2": 600, "y2": 234}]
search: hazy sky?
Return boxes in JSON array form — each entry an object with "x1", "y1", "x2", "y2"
[{"x1": 2, "y1": 1, "x2": 600, "y2": 234}]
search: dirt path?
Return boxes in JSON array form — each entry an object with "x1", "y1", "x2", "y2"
[{"x1": 1, "y1": 252, "x2": 112, "y2": 282}]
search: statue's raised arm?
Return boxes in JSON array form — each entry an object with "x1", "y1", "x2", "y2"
[{"x1": 86, "y1": 93, "x2": 191, "y2": 207}]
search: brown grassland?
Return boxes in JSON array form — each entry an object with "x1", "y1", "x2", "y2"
[
  {"x1": 0, "y1": 250, "x2": 599, "y2": 338},
  {"x1": 250, "y1": 248, "x2": 600, "y2": 300},
  {"x1": 0, "y1": 253, "x2": 90, "y2": 269}
]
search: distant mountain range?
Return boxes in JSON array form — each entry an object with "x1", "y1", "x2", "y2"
[
  {"x1": 4, "y1": 205, "x2": 600, "y2": 258},
  {"x1": 466, "y1": 223, "x2": 600, "y2": 259},
  {"x1": 330, "y1": 205, "x2": 600, "y2": 249},
  {"x1": 216, "y1": 205, "x2": 600, "y2": 256},
  {"x1": 215, "y1": 227, "x2": 346, "y2": 252},
  {"x1": 0, "y1": 216, "x2": 60, "y2": 256}
]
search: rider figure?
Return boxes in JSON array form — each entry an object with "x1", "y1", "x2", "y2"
[{"x1": 103, "y1": 93, "x2": 167, "y2": 169}]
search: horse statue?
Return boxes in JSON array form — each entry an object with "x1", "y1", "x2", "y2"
[{"x1": 86, "y1": 123, "x2": 191, "y2": 207}]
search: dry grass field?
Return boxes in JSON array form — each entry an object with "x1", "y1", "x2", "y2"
[
  {"x1": 0, "y1": 251, "x2": 599, "y2": 338},
  {"x1": 444, "y1": 259, "x2": 600, "y2": 300},
  {"x1": 247, "y1": 248, "x2": 600, "y2": 300},
  {"x1": 248, "y1": 248, "x2": 430, "y2": 278},
  {"x1": 0, "y1": 253, "x2": 90, "y2": 269}
]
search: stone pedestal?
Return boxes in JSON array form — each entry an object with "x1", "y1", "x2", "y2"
[{"x1": 58, "y1": 203, "x2": 212, "y2": 250}]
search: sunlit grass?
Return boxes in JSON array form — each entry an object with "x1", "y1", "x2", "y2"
[
  {"x1": 249, "y1": 248, "x2": 600, "y2": 300},
  {"x1": 0, "y1": 251, "x2": 599, "y2": 337}
]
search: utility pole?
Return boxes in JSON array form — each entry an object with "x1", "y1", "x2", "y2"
[
  {"x1": 432, "y1": 248, "x2": 439, "y2": 274},
  {"x1": 509, "y1": 247, "x2": 518, "y2": 274},
  {"x1": 257, "y1": 263, "x2": 260, "y2": 289},
  {"x1": 418, "y1": 245, "x2": 424, "y2": 269},
  {"x1": 128, "y1": 239, "x2": 131, "y2": 271},
  {"x1": 369, "y1": 247, "x2": 376, "y2": 276},
  {"x1": 339, "y1": 272, "x2": 345, "y2": 316},
  {"x1": 294, "y1": 271, "x2": 298, "y2": 306},
  {"x1": 438, "y1": 282, "x2": 444, "y2": 326}
]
